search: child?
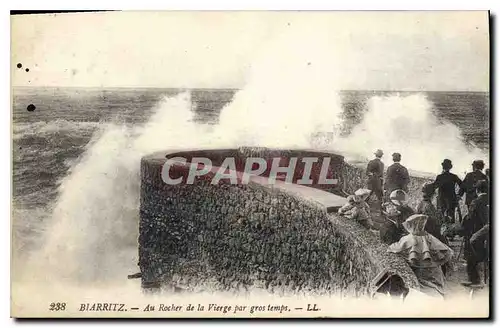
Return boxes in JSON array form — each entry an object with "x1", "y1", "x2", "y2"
[
  {"x1": 338, "y1": 188, "x2": 373, "y2": 229},
  {"x1": 388, "y1": 214, "x2": 454, "y2": 298}
]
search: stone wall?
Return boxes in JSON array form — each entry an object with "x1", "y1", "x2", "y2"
[{"x1": 139, "y1": 149, "x2": 419, "y2": 296}]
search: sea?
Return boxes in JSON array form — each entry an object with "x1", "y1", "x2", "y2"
[{"x1": 11, "y1": 87, "x2": 490, "y2": 286}]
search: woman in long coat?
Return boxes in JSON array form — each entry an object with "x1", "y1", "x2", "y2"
[{"x1": 388, "y1": 214, "x2": 454, "y2": 297}]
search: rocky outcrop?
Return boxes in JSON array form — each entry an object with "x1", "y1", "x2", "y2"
[{"x1": 139, "y1": 148, "x2": 420, "y2": 295}]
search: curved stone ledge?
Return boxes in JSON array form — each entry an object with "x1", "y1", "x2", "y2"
[{"x1": 139, "y1": 148, "x2": 419, "y2": 295}]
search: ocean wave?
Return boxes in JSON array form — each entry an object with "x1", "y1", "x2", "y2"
[
  {"x1": 332, "y1": 93, "x2": 489, "y2": 176},
  {"x1": 17, "y1": 93, "x2": 199, "y2": 284},
  {"x1": 13, "y1": 120, "x2": 101, "y2": 140}
]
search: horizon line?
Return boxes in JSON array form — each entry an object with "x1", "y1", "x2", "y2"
[{"x1": 11, "y1": 85, "x2": 490, "y2": 93}]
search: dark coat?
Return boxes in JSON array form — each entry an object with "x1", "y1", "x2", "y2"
[
  {"x1": 416, "y1": 198, "x2": 446, "y2": 243},
  {"x1": 464, "y1": 193, "x2": 489, "y2": 236},
  {"x1": 464, "y1": 193, "x2": 489, "y2": 262},
  {"x1": 433, "y1": 171, "x2": 462, "y2": 207},
  {"x1": 366, "y1": 158, "x2": 384, "y2": 192},
  {"x1": 385, "y1": 162, "x2": 410, "y2": 193},
  {"x1": 379, "y1": 205, "x2": 414, "y2": 245},
  {"x1": 471, "y1": 224, "x2": 489, "y2": 251},
  {"x1": 459, "y1": 171, "x2": 487, "y2": 206},
  {"x1": 470, "y1": 224, "x2": 490, "y2": 261}
]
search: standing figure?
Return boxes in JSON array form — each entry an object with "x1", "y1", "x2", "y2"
[
  {"x1": 388, "y1": 214, "x2": 454, "y2": 297},
  {"x1": 433, "y1": 159, "x2": 462, "y2": 220},
  {"x1": 384, "y1": 152, "x2": 410, "y2": 197},
  {"x1": 416, "y1": 182, "x2": 446, "y2": 243},
  {"x1": 470, "y1": 223, "x2": 490, "y2": 285},
  {"x1": 462, "y1": 180, "x2": 489, "y2": 286},
  {"x1": 379, "y1": 189, "x2": 415, "y2": 245},
  {"x1": 459, "y1": 160, "x2": 487, "y2": 209},
  {"x1": 366, "y1": 149, "x2": 385, "y2": 205}
]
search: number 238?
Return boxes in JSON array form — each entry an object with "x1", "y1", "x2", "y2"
[{"x1": 49, "y1": 302, "x2": 66, "y2": 311}]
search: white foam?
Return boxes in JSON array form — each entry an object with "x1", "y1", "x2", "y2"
[
  {"x1": 214, "y1": 21, "x2": 345, "y2": 148},
  {"x1": 13, "y1": 120, "x2": 100, "y2": 139},
  {"x1": 17, "y1": 92, "x2": 203, "y2": 285},
  {"x1": 333, "y1": 93, "x2": 489, "y2": 177}
]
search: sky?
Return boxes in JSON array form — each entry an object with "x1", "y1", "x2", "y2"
[{"x1": 11, "y1": 11, "x2": 489, "y2": 91}]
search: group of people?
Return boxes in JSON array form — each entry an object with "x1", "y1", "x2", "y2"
[{"x1": 338, "y1": 149, "x2": 490, "y2": 297}]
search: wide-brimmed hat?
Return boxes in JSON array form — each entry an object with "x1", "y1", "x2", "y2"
[
  {"x1": 347, "y1": 194, "x2": 362, "y2": 204},
  {"x1": 354, "y1": 188, "x2": 371, "y2": 200},
  {"x1": 374, "y1": 149, "x2": 384, "y2": 157},
  {"x1": 402, "y1": 214, "x2": 428, "y2": 235},
  {"x1": 389, "y1": 189, "x2": 408, "y2": 206}
]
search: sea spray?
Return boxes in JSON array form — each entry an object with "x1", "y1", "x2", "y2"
[
  {"x1": 18, "y1": 92, "x2": 203, "y2": 285},
  {"x1": 214, "y1": 20, "x2": 345, "y2": 148},
  {"x1": 211, "y1": 20, "x2": 489, "y2": 175},
  {"x1": 333, "y1": 93, "x2": 489, "y2": 177}
]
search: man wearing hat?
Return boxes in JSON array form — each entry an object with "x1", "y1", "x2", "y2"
[
  {"x1": 433, "y1": 159, "x2": 462, "y2": 219},
  {"x1": 459, "y1": 160, "x2": 487, "y2": 208},
  {"x1": 366, "y1": 149, "x2": 385, "y2": 204},
  {"x1": 384, "y1": 152, "x2": 410, "y2": 197},
  {"x1": 462, "y1": 180, "x2": 489, "y2": 286}
]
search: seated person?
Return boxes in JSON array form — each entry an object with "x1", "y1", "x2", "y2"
[
  {"x1": 388, "y1": 214, "x2": 454, "y2": 298},
  {"x1": 338, "y1": 188, "x2": 373, "y2": 229},
  {"x1": 379, "y1": 189, "x2": 415, "y2": 245},
  {"x1": 416, "y1": 182, "x2": 447, "y2": 244}
]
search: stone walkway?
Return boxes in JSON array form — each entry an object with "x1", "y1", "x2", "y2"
[{"x1": 250, "y1": 176, "x2": 347, "y2": 213}]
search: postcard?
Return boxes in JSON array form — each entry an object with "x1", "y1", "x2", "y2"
[{"x1": 11, "y1": 10, "x2": 490, "y2": 318}]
